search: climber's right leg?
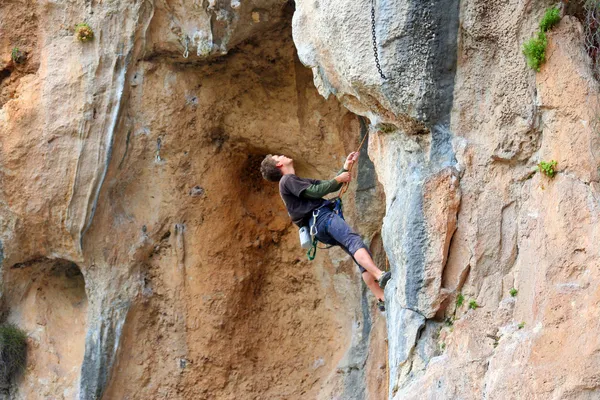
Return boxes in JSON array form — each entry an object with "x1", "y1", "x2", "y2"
[
  {"x1": 325, "y1": 213, "x2": 391, "y2": 288},
  {"x1": 362, "y1": 271, "x2": 384, "y2": 302},
  {"x1": 327, "y1": 214, "x2": 389, "y2": 282}
]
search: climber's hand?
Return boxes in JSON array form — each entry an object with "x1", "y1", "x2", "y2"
[
  {"x1": 344, "y1": 151, "x2": 359, "y2": 170},
  {"x1": 335, "y1": 171, "x2": 352, "y2": 183}
]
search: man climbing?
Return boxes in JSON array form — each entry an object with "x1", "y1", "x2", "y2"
[{"x1": 260, "y1": 152, "x2": 392, "y2": 311}]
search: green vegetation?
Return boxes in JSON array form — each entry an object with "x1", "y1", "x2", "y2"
[
  {"x1": 539, "y1": 7, "x2": 561, "y2": 32},
  {"x1": 0, "y1": 324, "x2": 27, "y2": 384},
  {"x1": 440, "y1": 342, "x2": 446, "y2": 351},
  {"x1": 537, "y1": 160, "x2": 558, "y2": 178},
  {"x1": 75, "y1": 23, "x2": 94, "y2": 42},
  {"x1": 509, "y1": 288, "x2": 518, "y2": 297},
  {"x1": 378, "y1": 123, "x2": 397, "y2": 133},
  {"x1": 518, "y1": 322, "x2": 526, "y2": 329},
  {"x1": 523, "y1": 31, "x2": 547, "y2": 72},
  {"x1": 10, "y1": 48, "x2": 25, "y2": 64},
  {"x1": 468, "y1": 300, "x2": 479, "y2": 310},
  {"x1": 455, "y1": 293, "x2": 464, "y2": 308},
  {"x1": 523, "y1": 6, "x2": 561, "y2": 72}
]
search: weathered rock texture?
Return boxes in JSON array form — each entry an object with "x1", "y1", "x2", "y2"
[
  {"x1": 2, "y1": 0, "x2": 600, "y2": 399},
  {"x1": 293, "y1": 0, "x2": 600, "y2": 398},
  {"x1": 1, "y1": 1, "x2": 386, "y2": 399}
]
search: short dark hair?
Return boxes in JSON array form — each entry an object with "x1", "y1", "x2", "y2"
[{"x1": 260, "y1": 154, "x2": 282, "y2": 182}]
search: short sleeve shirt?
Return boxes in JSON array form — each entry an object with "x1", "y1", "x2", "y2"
[{"x1": 279, "y1": 174, "x2": 326, "y2": 226}]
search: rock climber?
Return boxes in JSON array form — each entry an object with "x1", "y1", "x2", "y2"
[{"x1": 260, "y1": 152, "x2": 392, "y2": 311}]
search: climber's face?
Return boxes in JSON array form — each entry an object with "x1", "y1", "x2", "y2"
[{"x1": 273, "y1": 155, "x2": 293, "y2": 168}]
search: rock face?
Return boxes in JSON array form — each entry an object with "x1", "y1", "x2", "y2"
[
  {"x1": 294, "y1": 0, "x2": 600, "y2": 398},
  {"x1": 1, "y1": 1, "x2": 387, "y2": 399},
  {"x1": 1, "y1": 0, "x2": 600, "y2": 399}
]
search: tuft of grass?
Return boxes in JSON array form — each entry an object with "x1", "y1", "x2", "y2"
[
  {"x1": 540, "y1": 7, "x2": 561, "y2": 32},
  {"x1": 468, "y1": 300, "x2": 479, "y2": 310},
  {"x1": 455, "y1": 293, "x2": 465, "y2": 308},
  {"x1": 518, "y1": 322, "x2": 526, "y2": 329},
  {"x1": 75, "y1": 23, "x2": 94, "y2": 42},
  {"x1": 509, "y1": 288, "x2": 518, "y2": 297},
  {"x1": 378, "y1": 123, "x2": 397, "y2": 133},
  {"x1": 523, "y1": 6, "x2": 561, "y2": 72},
  {"x1": 0, "y1": 324, "x2": 27, "y2": 384},
  {"x1": 537, "y1": 160, "x2": 558, "y2": 178},
  {"x1": 523, "y1": 31, "x2": 547, "y2": 72},
  {"x1": 10, "y1": 48, "x2": 26, "y2": 64}
]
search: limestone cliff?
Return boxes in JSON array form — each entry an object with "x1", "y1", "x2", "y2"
[{"x1": 0, "y1": 0, "x2": 599, "y2": 399}]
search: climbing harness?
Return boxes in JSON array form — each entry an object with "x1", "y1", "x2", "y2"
[
  {"x1": 306, "y1": 132, "x2": 369, "y2": 260},
  {"x1": 371, "y1": 0, "x2": 387, "y2": 80},
  {"x1": 306, "y1": 202, "x2": 336, "y2": 260}
]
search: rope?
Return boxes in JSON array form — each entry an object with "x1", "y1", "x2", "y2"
[{"x1": 339, "y1": 131, "x2": 369, "y2": 197}]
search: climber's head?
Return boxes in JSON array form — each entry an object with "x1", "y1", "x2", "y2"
[{"x1": 260, "y1": 154, "x2": 292, "y2": 182}]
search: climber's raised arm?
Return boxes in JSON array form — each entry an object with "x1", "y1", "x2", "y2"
[
  {"x1": 300, "y1": 152, "x2": 359, "y2": 199},
  {"x1": 301, "y1": 170, "x2": 349, "y2": 199}
]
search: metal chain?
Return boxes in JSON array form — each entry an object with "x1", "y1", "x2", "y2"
[
  {"x1": 183, "y1": 35, "x2": 190, "y2": 59},
  {"x1": 371, "y1": 0, "x2": 387, "y2": 80}
]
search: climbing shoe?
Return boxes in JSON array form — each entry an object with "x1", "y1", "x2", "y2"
[
  {"x1": 378, "y1": 271, "x2": 392, "y2": 289},
  {"x1": 377, "y1": 300, "x2": 386, "y2": 312}
]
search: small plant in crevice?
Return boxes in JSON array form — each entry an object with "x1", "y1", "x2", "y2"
[
  {"x1": 10, "y1": 48, "x2": 26, "y2": 64},
  {"x1": 487, "y1": 333, "x2": 500, "y2": 348},
  {"x1": 0, "y1": 324, "x2": 27, "y2": 386},
  {"x1": 523, "y1": 6, "x2": 562, "y2": 72},
  {"x1": 455, "y1": 293, "x2": 465, "y2": 308},
  {"x1": 537, "y1": 160, "x2": 558, "y2": 178},
  {"x1": 468, "y1": 300, "x2": 479, "y2": 310},
  {"x1": 509, "y1": 288, "x2": 518, "y2": 297},
  {"x1": 75, "y1": 23, "x2": 94, "y2": 42},
  {"x1": 540, "y1": 6, "x2": 561, "y2": 32},
  {"x1": 518, "y1": 322, "x2": 526, "y2": 329}
]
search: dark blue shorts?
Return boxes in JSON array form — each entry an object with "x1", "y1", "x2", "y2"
[{"x1": 312, "y1": 207, "x2": 369, "y2": 274}]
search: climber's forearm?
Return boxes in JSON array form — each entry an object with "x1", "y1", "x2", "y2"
[
  {"x1": 300, "y1": 166, "x2": 348, "y2": 199},
  {"x1": 301, "y1": 179, "x2": 341, "y2": 199}
]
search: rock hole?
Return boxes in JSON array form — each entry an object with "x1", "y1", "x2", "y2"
[
  {"x1": 2, "y1": 258, "x2": 88, "y2": 397},
  {"x1": 0, "y1": 67, "x2": 13, "y2": 86}
]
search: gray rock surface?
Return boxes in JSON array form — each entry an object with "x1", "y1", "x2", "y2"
[{"x1": 293, "y1": 0, "x2": 460, "y2": 129}]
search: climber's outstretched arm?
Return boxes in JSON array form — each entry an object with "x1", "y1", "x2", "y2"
[
  {"x1": 300, "y1": 152, "x2": 359, "y2": 199},
  {"x1": 301, "y1": 170, "x2": 351, "y2": 199}
]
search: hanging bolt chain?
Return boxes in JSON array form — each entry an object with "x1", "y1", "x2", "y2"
[{"x1": 371, "y1": 0, "x2": 387, "y2": 80}]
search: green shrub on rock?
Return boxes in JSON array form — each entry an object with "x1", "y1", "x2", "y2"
[
  {"x1": 0, "y1": 324, "x2": 27, "y2": 385},
  {"x1": 10, "y1": 48, "x2": 26, "y2": 64},
  {"x1": 523, "y1": 31, "x2": 547, "y2": 72},
  {"x1": 75, "y1": 23, "x2": 94, "y2": 42},
  {"x1": 523, "y1": 6, "x2": 562, "y2": 72},
  {"x1": 540, "y1": 6, "x2": 561, "y2": 32},
  {"x1": 537, "y1": 160, "x2": 558, "y2": 178}
]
